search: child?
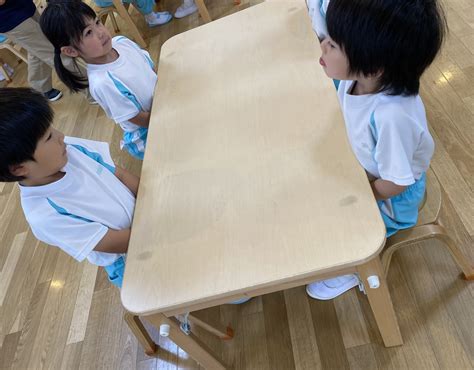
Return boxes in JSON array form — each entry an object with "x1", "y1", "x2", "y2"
[
  {"x1": 0, "y1": 87, "x2": 252, "y2": 305},
  {"x1": 305, "y1": 0, "x2": 446, "y2": 300},
  {"x1": 0, "y1": 87, "x2": 139, "y2": 287},
  {"x1": 40, "y1": 0, "x2": 155, "y2": 160}
]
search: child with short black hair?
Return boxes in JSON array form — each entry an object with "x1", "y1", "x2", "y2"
[
  {"x1": 305, "y1": 0, "x2": 447, "y2": 300},
  {"x1": 0, "y1": 87, "x2": 139, "y2": 287}
]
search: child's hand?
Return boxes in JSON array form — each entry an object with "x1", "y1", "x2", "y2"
[
  {"x1": 129, "y1": 111, "x2": 151, "y2": 128},
  {"x1": 94, "y1": 228, "x2": 131, "y2": 254},
  {"x1": 370, "y1": 178, "x2": 406, "y2": 200},
  {"x1": 115, "y1": 166, "x2": 140, "y2": 196}
]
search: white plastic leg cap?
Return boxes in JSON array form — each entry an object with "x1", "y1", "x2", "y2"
[
  {"x1": 160, "y1": 324, "x2": 170, "y2": 337},
  {"x1": 367, "y1": 275, "x2": 380, "y2": 289}
]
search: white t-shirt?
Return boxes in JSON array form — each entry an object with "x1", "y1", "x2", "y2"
[
  {"x1": 87, "y1": 36, "x2": 157, "y2": 134},
  {"x1": 19, "y1": 137, "x2": 136, "y2": 266},
  {"x1": 337, "y1": 80, "x2": 434, "y2": 186},
  {"x1": 306, "y1": 0, "x2": 330, "y2": 39}
]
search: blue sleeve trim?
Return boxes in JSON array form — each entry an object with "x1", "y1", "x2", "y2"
[
  {"x1": 47, "y1": 198, "x2": 93, "y2": 223},
  {"x1": 144, "y1": 53, "x2": 154, "y2": 70},
  {"x1": 115, "y1": 36, "x2": 128, "y2": 42},
  {"x1": 70, "y1": 144, "x2": 116, "y2": 174},
  {"x1": 319, "y1": 0, "x2": 326, "y2": 18},
  {"x1": 369, "y1": 111, "x2": 378, "y2": 140},
  {"x1": 107, "y1": 72, "x2": 143, "y2": 111},
  {"x1": 333, "y1": 79, "x2": 340, "y2": 90}
]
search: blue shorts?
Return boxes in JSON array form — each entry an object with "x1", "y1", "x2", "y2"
[
  {"x1": 104, "y1": 256, "x2": 126, "y2": 288},
  {"x1": 378, "y1": 173, "x2": 426, "y2": 237},
  {"x1": 122, "y1": 127, "x2": 148, "y2": 160}
]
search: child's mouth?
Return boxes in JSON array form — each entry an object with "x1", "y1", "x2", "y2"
[{"x1": 319, "y1": 57, "x2": 326, "y2": 67}]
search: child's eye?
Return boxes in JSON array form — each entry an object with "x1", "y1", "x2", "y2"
[
  {"x1": 46, "y1": 133, "x2": 52, "y2": 141},
  {"x1": 96, "y1": 19, "x2": 100, "y2": 25},
  {"x1": 330, "y1": 43, "x2": 336, "y2": 49},
  {"x1": 85, "y1": 29, "x2": 92, "y2": 36}
]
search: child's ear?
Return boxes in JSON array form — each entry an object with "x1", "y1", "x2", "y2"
[
  {"x1": 9, "y1": 163, "x2": 29, "y2": 178},
  {"x1": 61, "y1": 46, "x2": 80, "y2": 58}
]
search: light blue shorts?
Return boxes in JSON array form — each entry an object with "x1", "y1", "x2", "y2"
[
  {"x1": 378, "y1": 173, "x2": 426, "y2": 237},
  {"x1": 122, "y1": 127, "x2": 148, "y2": 160},
  {"x1": 104, "y1": 256, "x2": 126, "y2": 288}
]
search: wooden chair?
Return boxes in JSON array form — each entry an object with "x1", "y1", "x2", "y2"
[
  {"x1": 91, "y1": 0, "x2": 147, "y2": 48},
  {"x1": 189, "y1": 0, "x2": 242, "y2": 23},
  {"x1": 0, "y1": 36, "x2": 28, "y2": 83},
  {"x1": 381, "y1": 168, "x2": 474, "y2": 280}
]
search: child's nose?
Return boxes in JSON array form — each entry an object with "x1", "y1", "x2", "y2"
[{"x1": 320, "y1": 39, "x2": 328, "y2": 53}]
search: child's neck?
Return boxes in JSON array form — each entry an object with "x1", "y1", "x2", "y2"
[
  {"x1": 83, "y1": 48, "x2": 119, "y2": 65},
  {"x1": 20, "y1": 171, "x2": 65, "y2": 187},
  {"x1": 351, "y1": 76, "x2": 380, "y2": 96}
]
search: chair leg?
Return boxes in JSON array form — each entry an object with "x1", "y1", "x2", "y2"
[
  {"x1": 435, "y1": 224, "x2": 474, "y2": 280},
  {"x1": 5, "y1": 44, "x2": 28, "y2": 64},
  {"x1": 109, "y1": 11, "x2": 120, "y2": 33},
  {"x1": 195, "y1": 0, "x2": 212, "y2": 23},
  {"x1": 111, "y1": 0, "x2": 147, "y2": 48},
  {"x1": 0, "y1": 63, "x2": 11, "y2": 82},
  {"x1": 381, "y1": 224, "x2": 474, "y2": 280}
]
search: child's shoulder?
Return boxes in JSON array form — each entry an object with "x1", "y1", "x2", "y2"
[
  {"x1": 65, "y1": 137, "x2": 113, "y2": 164},
  {"x1": 375, "y1": 94, "x2": 424, "y2": 117},
  {"x1": 112, "y1": 35, "x2": 140, "y2": 51},
  {"x1": 65, "y1": 136, "x2": 108, "y2": 147},
  {"x1": 373, "y1": 94, "x2": 427, "y2": 129}
]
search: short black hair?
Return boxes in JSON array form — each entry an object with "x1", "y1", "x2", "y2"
[
  {"x1": 0, "y1": 88, "x2": 53, "y2": 182},
  {"x1": 326, "y1": 0, "x2": 447, "y2": 96},
  {"x1": 40, "y1": 0, "x2": 97, "y2": 92}
]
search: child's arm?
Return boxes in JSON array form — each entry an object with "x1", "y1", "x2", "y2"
[
  {"x1": 370, "y1": 179, "x2": 406, "y2": 200},
  {"x1": 93, "y1": 228, "x2": 131, "y2": 254},
  {"x1": 115, "y1": 166, "x2": 140, "y2": 196},
  {"x1": 128, "y1": 111, "x2": 151, "y2": 128}
]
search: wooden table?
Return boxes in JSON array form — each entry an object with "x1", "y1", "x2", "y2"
[{"x1": 121, "y1": 2, "x2": 403, "y2": 368}]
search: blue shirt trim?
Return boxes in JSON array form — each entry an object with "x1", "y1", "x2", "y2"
[
  {"x1": 319, "y1": 0, "x2": 326, "y2": 18},
  {"x1": 47, "y1": 198, "x2": 93, "y2": 223},
  {"x1": 70, "y1": 144, "x2": 116, "y2": 174},
  {"x1": 107, "y1": 72, "x2": 143, "y2": 112}
]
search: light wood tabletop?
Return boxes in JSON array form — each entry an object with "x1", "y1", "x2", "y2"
[{"x1": 121, "y1": 0, "x2": 387, "y2": 319}]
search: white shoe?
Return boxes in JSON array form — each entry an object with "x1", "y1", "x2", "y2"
[
  {"x1": 174, "y1": 1, "x2": 198, "y2": 19},
  {"x1": 145, "y1": 11, "x2": 173, "y2": 27},
  {"x1": 306, "y1": 274, "x2": 359, "y2": 300}
]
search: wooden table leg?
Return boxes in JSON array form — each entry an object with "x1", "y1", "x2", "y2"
[
  {"x1": 112, "y1": 0, "x2": 147, "y2": 48},
  {"x1": 146, "y1": 313, "x2": 227, "y2": 369},
  {"x1": 123, "y1": 312, "x2": 159, "y2": 356},
  {"x1": 195, "y1": 0, "x2": 212, "y2": 23},
  {"x1": 356, "y1": 256, "x2": 403, "y2": 347},
  {"x1": 188, "y1": 313, "x2": 234, "y2": 340}
]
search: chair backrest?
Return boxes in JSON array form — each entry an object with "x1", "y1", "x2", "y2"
[{"x1": 416, "y1": 168, "x2": 442, "y2": 226}]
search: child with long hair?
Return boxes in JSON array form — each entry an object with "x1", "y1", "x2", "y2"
[{"x1": 40, "y1": 0, "x2": 156, "y2": 160}]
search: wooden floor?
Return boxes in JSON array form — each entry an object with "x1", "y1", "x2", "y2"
[{"x1": 1, "y1": 0, "x2": 473, "y2": 369}]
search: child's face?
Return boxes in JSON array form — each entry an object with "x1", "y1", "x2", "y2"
[
  {"x1": 319, "y1": 36, "x2": 352, "y2": 80},
  {"x1": 17, "y1": 127, "x2": 68, "y2": 184},
  {"x1": 76, "y1": 17, "x2": 113, "y2": 62}
]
